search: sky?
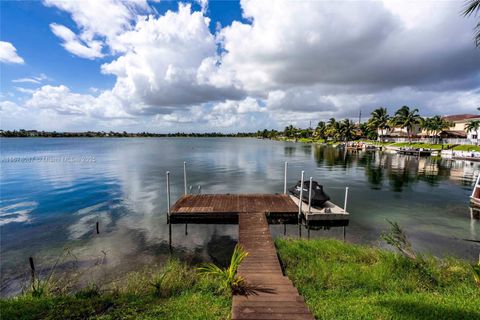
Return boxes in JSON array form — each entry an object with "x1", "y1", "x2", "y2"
[{"x1": 0, "y1": 0, "x2": 479, "y2": 133}]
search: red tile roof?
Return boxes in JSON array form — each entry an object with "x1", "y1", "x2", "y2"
[
  {"x1": 440, "y1": 130, "x2": 467, "y2": 138},
  {"x1": 442, "y1": 114, "x2": 480, "y2": 122}
]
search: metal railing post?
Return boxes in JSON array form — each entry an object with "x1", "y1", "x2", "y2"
[
  {"x1": 183, "y1": 161, "x2": 188, "y2": 234},
  {"x1": 308, "y1": 176, "x2": 313, "y2": 215},
  {"x1": 183, "y1": 161, "x2": 187, "y2": 195},
  {"x1": 298, "y1": 171, "x2": 305, "y2": 238},
  {"x1": 298, "y1": 171, "x2": 305, "y2": 219},
  {"x1": 166, "y1": 171, "x2": 172, "y2": 252},
  {"x1": 166, "y1": 171, "x2": 171, "y2": 223},
  {"x1": 284, "y1": 161, "x2": 288, "y2": 194},
  {"x1": 472, "y1": 172, "x2": 480, "y2": 198},
  {"x1": 343, "y1": 187, "x2": 349, "y2": 213}
]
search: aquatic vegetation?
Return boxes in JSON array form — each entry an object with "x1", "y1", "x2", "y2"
[{"x1": 198, "y1": 244, "x2": 248, "y2": 295}]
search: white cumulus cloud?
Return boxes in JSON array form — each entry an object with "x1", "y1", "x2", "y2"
[
  {"x1": 50, "y1": 23, "x2": 104, "y2": 59},
  {"x1": 0, "y1": 41, "x2": 24, "y2": 64},
  {"x1": 3, "y1": 0, "x2": 479, "y2": 132}
]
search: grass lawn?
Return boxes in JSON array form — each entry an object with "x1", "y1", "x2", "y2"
[
  {"x1": 0, "y1": 259, "x2": 230, "y2": 320},
  {"x1": 452, "y1": 144, "x2": 480, "y2": 152},
  {"x1": 358, "y1": 140, "x2": 392, "y2": 146},
  {"x1": 3, "y1": 240, "x2": 478, "y2": 319},
  {"x1": 298, "y1": 138, "x2": 326, "y2": 143},
  {"x1": 275, "y1": 238, "x2": 479, "y2": 320},
  {"x1": 388, "y1": 142, "x2": 452, "y2": 150}
]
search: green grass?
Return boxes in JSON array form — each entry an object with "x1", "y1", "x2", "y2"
[
  {"x1": 298, "y1": 138, "x2": 325, "y2": 143},
  {"x1": 275, "y1": 238, "x2": 479, "y2": 320},
  {"x1": 3, "y1": 240, "x2": 479, "y2": 319},
  {"x1": 388, "y1": 142, "x2": 452, "y2": 150},
  {"x1": 0, "y1": 259, "x2": 230, "y2": 320},
  {"x1": 358, "y1": 140, "x2": 392, "y2": 146},
  {"x1": 452, "y1": 144, "x2": 480, "y2": 152}
]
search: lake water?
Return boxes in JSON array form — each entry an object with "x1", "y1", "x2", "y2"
[{"x1": 1, "y1": 138, "x2": 479, "y2": 296}]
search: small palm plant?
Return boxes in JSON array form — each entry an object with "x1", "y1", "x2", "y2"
[
  {"x1": 198, "y1": 244, "x2": 248, "y2": 295},
  {"x1": 381, "y1": 220, "x2": 417, "y2": 260},
  {"x1": 473, "y1": 255, "x2": 480, "y2": 288}
]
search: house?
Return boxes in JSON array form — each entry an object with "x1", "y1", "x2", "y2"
[
  {"x1": 441, "y1": 114, "x2": 480, "y2": 144},
  {"x1": 377, "y1": 125, "x2": 421, "y2": 139}
]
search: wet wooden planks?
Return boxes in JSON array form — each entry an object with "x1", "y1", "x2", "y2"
[
  {"x1": 169, "y1": 194, "x2": 299, "y2": 224},
  {"x1": 232, "y1": 212, "x2": 314, "y2": 320}
]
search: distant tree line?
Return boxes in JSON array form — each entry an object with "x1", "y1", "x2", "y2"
[
  {"x1": 3, "y1": 106, "x2": 479, "y2": 143},
  {"x1": 0, "y1": 129, "x2": 257, "y2": 138}
]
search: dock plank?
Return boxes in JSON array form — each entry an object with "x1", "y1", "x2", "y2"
[
  {"x1": 169, "y1": 194, "x2": 303, "y2": 224},
  {"x1": 232, "y1": 212, "x2": 313, "y2": 320}
]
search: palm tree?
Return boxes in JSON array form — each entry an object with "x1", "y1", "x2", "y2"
[
  {"x1": 466, "y1": 120, "x2": 480, "y2": 145},
  {"x1": 326, "y1": 118, "x2": 339, "y2": 141},
  {"x1": 392, "y1": 106, "x2": 423, "y2": 142},
  {"x1": 368, "y1": 107, "x2": 390, "y2": 142},
  {"x1": 315, "y1": 121, "x2": 327, "y2": 140},
  {"x1": 198, "y1": 244, "x2": 248, "y2": 294},
  {"x1": 421, "y1": 116, "x2": 452, "y2": 144},
  {"x1": 431, "y1": 116, "x2": 452, "y2": 144},
  {"x1": 284, "y1": 125, "x2": 296, "y2": 138},
  {"x1": 339, "y1": 119, "x2": 357, "y2": 143},
  {"x1": 462, "y1": 0, "x2": 480, "y2": 47}
]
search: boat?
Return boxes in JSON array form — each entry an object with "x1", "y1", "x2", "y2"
[
  {"x1": 288, "y1": 180, "x2": 330, "y2": 206},
  {"x1": 363, "y1": 145, "x2": 378, "y2": 151}
]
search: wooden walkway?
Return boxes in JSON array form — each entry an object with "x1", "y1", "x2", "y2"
[{"x1": 232, "y1": 212, "x2": 314, "y2": 320}]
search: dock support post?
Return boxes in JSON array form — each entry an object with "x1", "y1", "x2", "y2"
[
  {"x1": 29, "y1": 256, "x2": 35, "y2": 285},
  {"x1": 343, "y1": 226, "x2": 346, "y2": 241},
  {"x1": 343, "y1": 187, "x2": 349, "y2": 213},
  {"x1": 284, "y1": 223, "x2": 286, "y2": 235},
  {"x1": 284, "y1": 161, "x2": 288, "y2": 194},
  {"x1": 307, "y1": 224, "x2": 310, "y2": 240},
  {"x1": 298, "y1": 171, "x2": 305, "y2": 238},
  {"x1": 185, "y1": 223, "x2": 188, "y2": 235}
]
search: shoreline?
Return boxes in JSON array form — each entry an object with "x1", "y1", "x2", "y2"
[{"x1": 1, "y1": 238, "x2": 478, "y2": 319}]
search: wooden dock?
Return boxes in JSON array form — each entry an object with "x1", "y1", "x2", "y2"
[
  {"x1": 232, "y1": 212, "x2": 314, "y2": 320},
  {"x1": 168, "y1": 193, "x2": 350, "y2": 319},
  {"x1": 397, "y1": 149, "x2": 431, "y2": 156},
  {"x1": 170, "y1": 194, "x2": 300, "y2": 224},
  {"x1": 170, "y1": 194, "x2": 349, "y2": 226}
]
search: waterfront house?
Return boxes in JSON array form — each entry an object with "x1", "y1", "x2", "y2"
[{"x1": 440, "y1": 114, "x2": 480, "y2": 144}]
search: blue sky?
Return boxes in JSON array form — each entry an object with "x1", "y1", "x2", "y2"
[
  {"x1": 1, "y1": 0, "x2": 245, "y2": 95},
  {"x1": 0, "y1": 0, "x2": 478, "y2": 132}
]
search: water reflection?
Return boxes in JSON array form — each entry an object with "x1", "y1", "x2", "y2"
[
  {"x1": 1, "y1": 138, "x2": 479, "y2": 296},
  {"x1": 313, "y1": 146, "x2": 480, "y2": 192}
]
